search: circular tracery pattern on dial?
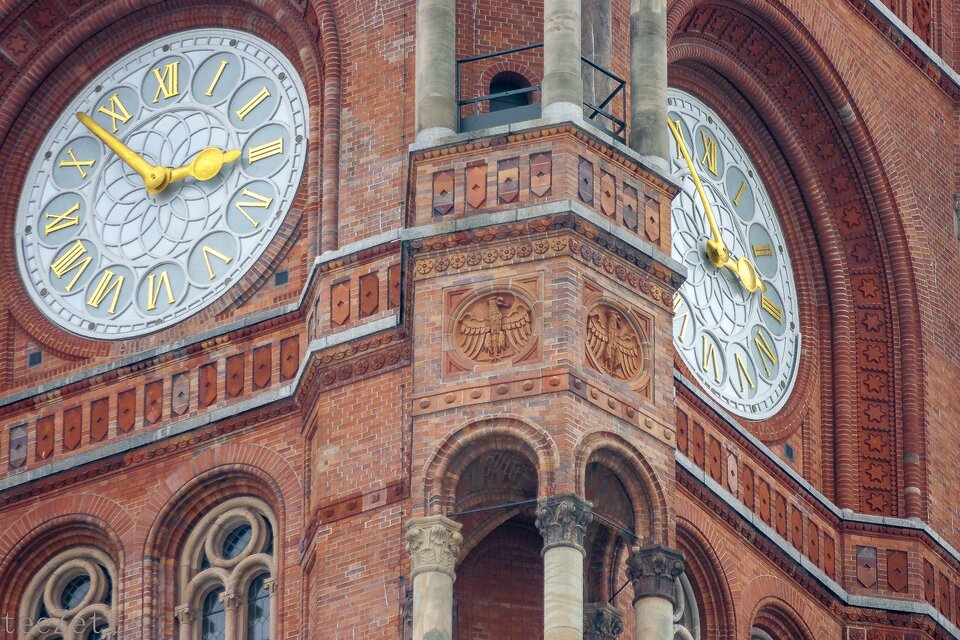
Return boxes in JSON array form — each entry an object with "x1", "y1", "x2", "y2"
[
  {"x1": 15, "y1": 28, "x2": 308, "y2": 338},
  {"x1": 668, "y1": 88, "x2": 800, "y2": 420}
]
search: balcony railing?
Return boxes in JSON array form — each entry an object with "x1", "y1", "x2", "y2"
[{"x1": 456, "y1": 43, "x2": 627, "y2": 143}]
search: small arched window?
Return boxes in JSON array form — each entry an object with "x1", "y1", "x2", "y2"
[
  {"x1": 488, "y1": 72, "x2": 531, "y2": 112},
  {"x1": 246, "y1": 574, "x2": 271, "y2": 640},
  {"x1": 175, "y1": 498, "x2": 278, "y2": 640},
  {"x1": 201, "y1": 587, "x2": 226, "y2": 640},
  {"x1": 17, "y1": 547, "x2": 117, "y2": 640}
]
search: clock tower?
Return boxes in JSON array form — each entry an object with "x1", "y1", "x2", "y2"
[{"x1": 0, "y1": 1, "x2": 956, "y2": 640}]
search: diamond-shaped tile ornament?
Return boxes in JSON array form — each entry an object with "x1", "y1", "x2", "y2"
[
  {"x1": 331, "y1": 281, "x2": 351, "y2": 326},
  {"x1": 466, "y1": 163, "x2": 487, "y2": 209},
  {"x1": 529, "y1": 152, "x2": 552, "y2": 196},
  {"x1": 578, "y1": 157, "x2": 594, "y2": 204},
  {"x1": 498, "y1": 157, "x2": 519, "y2": 204},
  {"x1": 600, "y1": 171, "x2": 615, "y2": 217},
  {"x1": 432, "y1": 170, "x2": 454, "y2": 215}
]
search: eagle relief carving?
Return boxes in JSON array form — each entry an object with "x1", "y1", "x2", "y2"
[
  {"x1": 456, "y1": 293, "x2": 533, "y2": 363},
  {"x1": 586, "y1": 304, "x2": 643, "y2": 381}
]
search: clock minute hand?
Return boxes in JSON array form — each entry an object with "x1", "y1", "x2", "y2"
[
  {"x1": 75, "y1": 112, "x2": 170, "y2": 194},
  {"x1": 667, "y1": 118, "x2": 729, "y2": 268},
  {"x1": 167, "y1": 147, "x2": 242, "y2": 186}
]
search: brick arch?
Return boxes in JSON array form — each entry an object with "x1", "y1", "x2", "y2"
[
  {"x1": 0, "y1": 510, "x2": 128, "y2": 635},
  {"x1": 667, "y1": 0, "x2": 927, "y2": 518},
  {"x1": 750, "y1": 598, "x2": 815, "y2": 640},
  {"x1": 0, "y1": 0, "x2": 341, "y2": 356},
  {"x1": 137, "y1": 443, "x2": 302, "y2": 638},
  {"x1": 676, "y1": 517, "x2": 737, "y2": 640},
  {"x1": 574, "y1": 430, "x2": 668, "y2": 544},
  {"x1": 422, "y1": 416, "x2": 559, "y2": 515},
  {"x1": 738, "y1": 575, "x2": 837, "y2": 639}
]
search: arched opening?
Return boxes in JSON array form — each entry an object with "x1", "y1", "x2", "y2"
[
  {"x1": 450, "y1": 447, "x2": 542, "y2": 639},
  {"x1": 583, "y1": 461, "x2": 636, "y2": 635},
  {"x1": 751, "y1": 601, "x2": 813, "y2": 640},
  {"x1": 489, "y1": 71, "x2": 532, "y2": 112}
]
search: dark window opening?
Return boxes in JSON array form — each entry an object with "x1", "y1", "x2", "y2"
[{"x1": 488, "y1": 72, "x2": 531, "y2": 112}]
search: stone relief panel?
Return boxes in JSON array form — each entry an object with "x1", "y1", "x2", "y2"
[
  {"x1": 444, "y1": 275, "x2": 542, "y2": 375},
  {"x1": 583, "y1": 281, "x2": 652, "y2": 399}
]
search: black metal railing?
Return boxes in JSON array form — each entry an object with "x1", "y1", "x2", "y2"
[
  {"x1": 456, "y1": 43, "x2": 544, "y2": 133},
  {"x1": 581, "y1": 56, "x2": 627, "y2": 142},
  {"x1": 456, "y1": 43, "x2": 627, "y2": 142}
]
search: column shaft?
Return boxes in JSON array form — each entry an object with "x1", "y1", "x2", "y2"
[
  {"x1": 406, "y1": 515, "x2": 463, "y2": 640},
  {"x1": 543, "y1": 0, "x2": 584, "y2": 119},
  {"x1": 536, "y1": 494, "x2": 593, "y2": 640},
  {"x1": 629, "y1": 0, "x2": 669, "y2": 165},
  {"x1": 416, "y1": 0, "x2": 457, "y2": 142},
  {"x1": 544, "y1": 545, "x2": 585, "y2": 639},
  {"x1": 633, "y1": 597, "x2": 673, "y2": 640}
]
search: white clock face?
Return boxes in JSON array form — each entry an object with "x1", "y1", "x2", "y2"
[
  {"x1": 15, "y1": 29, "x2": 308, "y2": 339},
  {"x1": 668, "y1": 89, "x2": 801, "y2": 420}
]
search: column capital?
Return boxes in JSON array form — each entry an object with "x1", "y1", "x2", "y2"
[
  {"x1": 626, "y1": 544, "x2": 685, "y2": 605},
  {"x1": 218, "y1": 589, "x2": 239, "y2": 611},
  {"x1": 406, "y1": 514, "x2": 463, "y2": 579},
  {"x1": 535, "y1": 493, "x2": 593, "y2": 552},
  {"x1": 583, "y1": 602, "x2": 624, "y2": 640},
  {"x1": 174, "y1": 604, "x2": 195, "y2": 625}
]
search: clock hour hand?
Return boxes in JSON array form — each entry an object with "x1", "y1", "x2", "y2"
[
  {"x1": 721, "y1": 254, "x2": 766, "y2": 294},
  {"x1": 667, "y1": 118, "x2": 729, "y2": 268},
  {"x1": 75, "y1": 112, "x2": 170, "y2": 194},
  {"x1": 167, "y1": 147, "x2": 242, "y2": 186}
]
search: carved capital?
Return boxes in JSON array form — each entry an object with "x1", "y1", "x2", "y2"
[
  {"x1": 406, "y1": 515, "x2": 463, "y2": 578},
  {"x1": 264, "y1": 577, "x2": 278, "y2": 596},
  {"x1": 583, "y1": 602, "x2": 624, "y2": 640},
  {"x1": 174, "y1": 604, "x2": 195, "y2": 625},
  {"x1": 626, "y1": 544, "x2": 685, "y2": 605},
  {"x1": 535, "y1": 493, "x2": 593, "y2": 552},
  {"x1": 218, "y1": 590, "x2": 239, "y2": 611}
]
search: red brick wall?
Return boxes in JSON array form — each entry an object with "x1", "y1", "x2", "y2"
[{"x1": 454, "y1": 519, "x2": 544, "y2": 640}]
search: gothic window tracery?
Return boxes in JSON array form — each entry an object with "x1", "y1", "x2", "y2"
[
  {"x1": 174, "y1": 498, "x2": 278, "y2": 640},
  {"x1": 16, "y1": 547, "x2": 117, "y2": 640}
]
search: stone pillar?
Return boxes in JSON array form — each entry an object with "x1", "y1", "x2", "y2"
[
  {"x1": 629, "y1": 0, "x2": 669, "y2": 168},
  {"x1": 416, "y1": 0, "x2": 457, "y2": 143},
  {"x1": 543, "y1": 0, "x2": 584, "y2": 120},
  {"x1": 626, "y1": 545, "x2": 685, "y2": 640},
  {"x1": 220, "y1": 591, "x2": 239, "y2": 640},
  {"x1": 406, "y1": 515, "x2": 464, "y2": 640},
  {"x1": 174, "y1": 605, "x2": 194, "y2": 640},
  {"x1": 581, "y1": 0, "x2": 612, "y2": 112},
  {"x1": 584, "y1": 602, "x2": 624, "y2": 640},
  {"x1": 536, "y1": 494, "x2": 593, "y2": 640}
]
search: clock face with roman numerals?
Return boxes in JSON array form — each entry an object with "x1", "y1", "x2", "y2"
[
  {"x1": 668, "y1": 88, "x2": 801, "y2": 420},
  {"x1": 15, "y1": 29, "x2": 307, "y2": 339}
]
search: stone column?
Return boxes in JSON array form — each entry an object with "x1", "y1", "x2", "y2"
[
  {"x1": 416, "y1": 0, "x2": 457, "y2": 143},
  {"x1": 629, "y1": 0, "x2": 669, "y2": 168},
  {"x1": 219, "y1": 591, "x2": 239, "y2": 640},
  {"x1": 584, "y1": 602, "x2": 624, "y2": 640},
  {"x1": 174, "y1": 604, "x2": 194, "y2": 640},
  {"x1": 536, "y1": 494, "x2": 593, "y2": 640},
  {"x1": 543, "y1": 0, "x2": 584, "y2": 120},
  {"x1": 406, "y1": 515, "x2": 464, "y2": 640},
  {"x1": 626, "y1": 545, "x2": 685, "y2": 640}
]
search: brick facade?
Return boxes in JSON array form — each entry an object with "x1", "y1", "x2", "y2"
[{"x1": 0, "y1": 0, "x2": 957, "y2": 638}]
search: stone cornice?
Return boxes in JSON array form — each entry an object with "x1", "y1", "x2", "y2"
[
  {"x1": 848, "y1": 0, "x2": 960, "y2": 100},
  {"x1": 676, "y1": 372, "x2": 960, "y2": 577},
  {"x1": 678, "y1": 455, "x2": 960, "y2": 639}
]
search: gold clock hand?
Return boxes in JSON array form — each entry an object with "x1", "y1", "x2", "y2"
[
  {"x1": 75, "y1": 112, "x2": 170, "y2": 194},
  {"x1": 667, "y1": 117, "x2": 729, "y2": 268},
  {"x1": 721, "y1": 254, "x2": 766, "y2": 294},
  {"x1": 167, "y1": 147, "x2": 242, "y2": 186}
]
